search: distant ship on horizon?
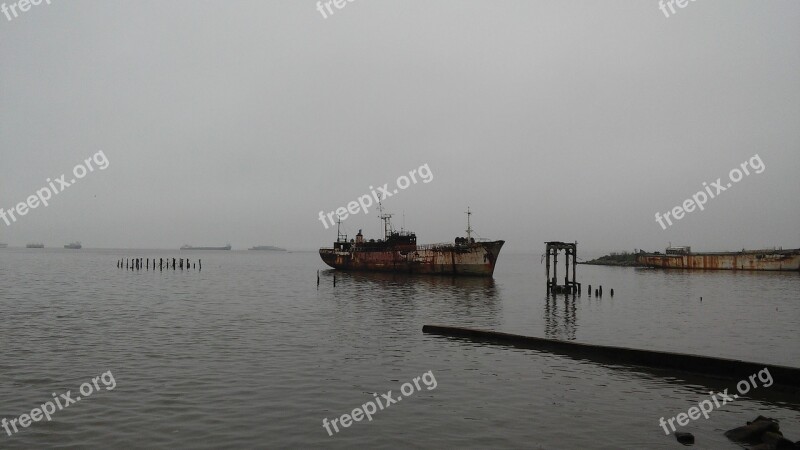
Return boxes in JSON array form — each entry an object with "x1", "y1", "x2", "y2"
[
  {"x1": 26, "y1": 243, "x2": 44, "y2": 249},
  {"x1": 248, "y1": 245, "x2": 286, "y2": 251},
  {"x1": 0, "y1": 243, "x2": 7, "y2": 248},
  {"x1": 180, "y1": 244, "x2": 232, "y2": 251},
  {"x1": 64, "y1": 241, "x2": 82, "y2": 249}
]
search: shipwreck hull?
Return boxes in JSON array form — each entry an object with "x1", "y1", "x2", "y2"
[
  {"x1": 636, "y1": 249, "x2": 800, "y2": 271},
  {"x1": 320, "y1": 241, "x2": 504, "y2": 277}
]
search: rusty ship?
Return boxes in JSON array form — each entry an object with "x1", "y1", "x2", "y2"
[
  {"x1": 636, "y1": 246, "x2": 800, "y2": 271},
  {"x1": 319, "y1": 208, "x2": 504, "y2": 277}
]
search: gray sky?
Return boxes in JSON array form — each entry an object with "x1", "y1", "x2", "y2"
[{"x1": 1, "y1": 0, "x2": 798, "y2": 253}]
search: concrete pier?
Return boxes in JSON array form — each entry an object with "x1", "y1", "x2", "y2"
[{"x1": 422, "y1": 325, "x2": 800, "y2": 388}]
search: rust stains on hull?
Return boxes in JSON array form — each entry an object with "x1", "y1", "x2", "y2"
[
  {"x1": 320, "y1": 241, "x2": 505, "y2": 277},
  {"x1": 636, "y1": 248, "x2": 800, "y2": 271}
]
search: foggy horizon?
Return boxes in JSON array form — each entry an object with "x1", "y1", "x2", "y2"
[{"x1": 2, "y1": 1, "x2": 798, "y2": 255}]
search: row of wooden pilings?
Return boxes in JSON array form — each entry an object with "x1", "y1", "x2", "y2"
[
  {"x1": 586, "y1": 284, "x2": 614, "y2": 297},
  {"x1": 117, "y1": 258, "x2": 201, "y2": 271}
]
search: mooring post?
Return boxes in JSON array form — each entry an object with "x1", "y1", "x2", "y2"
[
  {"x1": 199, "y1": 259, "x2": 202, "y2": 271},
  {"x1": 565, "y1": 249, "x2": 570, "y2": 290},
  {"x1": 572, "y1": 242, "x2": 577, "y2": 291},
  {"x1": 545, "y1": 243, "x2": 551, "y2": 292},
  {"x1": 317, "y1": 270, "x2": 320, "y2": 287},
  {"x1": 553, "y1": 250, "x2": 558, "y2": 291}
]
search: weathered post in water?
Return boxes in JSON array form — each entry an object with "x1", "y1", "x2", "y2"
[
  {"x1": 572, "y1": 243, "x2": 577, "y2": 292},
  {"x1": 545, "y1": 250, "x2": 551, "y2": 292},
  {"x1": 552, "y1": 249, "x2": 558, "y2": 291}
]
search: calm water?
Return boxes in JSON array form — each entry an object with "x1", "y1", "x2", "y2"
[{"x1": 0, "y1": 248, "x2": 798, "y2": 449}]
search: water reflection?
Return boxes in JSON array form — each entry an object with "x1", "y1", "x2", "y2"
[
  {"x1": 543, "y1": 292, "x2": 577, "y2": 340},
  {"x1": 318, "y1": 270, "x2": 501, "y2": 324}
]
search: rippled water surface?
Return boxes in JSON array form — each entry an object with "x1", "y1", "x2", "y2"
[{"x1": 1, "y1": 249, "x2": 798, "y2": 449}]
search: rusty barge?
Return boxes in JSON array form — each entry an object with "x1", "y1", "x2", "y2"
[
  {"x1": 635, "y1": 246, "x2": 800, "y2": 271},
  {"x1": 319, "y1": 208, "x2": 504, "y2": 277}
]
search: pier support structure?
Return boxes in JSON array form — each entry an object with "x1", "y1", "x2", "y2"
[{"x1": 545, "y1": 241, "x2": 580, "y2": 294}]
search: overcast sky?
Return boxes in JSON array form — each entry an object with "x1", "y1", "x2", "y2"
[{"x1": 1, "y1": 0, "x2": 798, "y2": 253}]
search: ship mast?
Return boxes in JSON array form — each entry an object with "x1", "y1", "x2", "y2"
[
  {"x1": 465, "y1": 207, "x2": 473, "y2": 242},
  {"x1": 336, "y1": 215, "x2": 347, "y2": 243},
  {"x1": 378, "y1": 199, "x2": 393, "y2": 240}
]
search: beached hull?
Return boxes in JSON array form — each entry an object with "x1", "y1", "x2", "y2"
[
  {"x1": 320, "y1": 241, "x2": 504, "y2": 277},
  {"x1": 636, "y1": 249, "x2": 800, "y2": 271}
]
